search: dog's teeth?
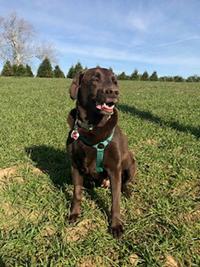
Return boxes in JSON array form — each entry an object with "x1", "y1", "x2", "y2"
[
  {"x1": 96, "y1": 103, "x2": 114, "y2": 112},
  {"x1": 103, "y1": 103, "x2": 114, "y2": 110}
]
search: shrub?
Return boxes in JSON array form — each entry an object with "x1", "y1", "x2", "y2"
[
  {"x1": 149, "y1": 71, "x2": 158, "y2": 81},
  {"x1": 66, "y1": 65, "x2": 75, "y2": 78},
  {"x1": 186, "y1": 75, "x2": 200, "y2": 82},
  {"x1": 141, "y1": 71, "x2": 149, "y2": 81},
  {"x1": 130, "y1": 69, "x2": 139, "y2": 80},
  {"x1": 37, "y1": 58, "x2": 53, "y2": 78},
  {"x1": 67, "y1": 62, "x2": 85, "y2": 78},
  {"x1": 15, "y1": 64, "x2": 27, "y2": 76},
  {"x1": 53, "y1": 65, "x2": 65, "y2": 78},
  {"x1": 117, "y1": 72, "x2": 129, "y2": 80},
  {"x1": 1, "y1": 61, "x2": 13, "y2": 76},
  {"x1": 74, "y1": 62, "x2": 84, "y2": 75},
  {"x1": 25, "y1": 64, "x2": 34, "y2": 77},
  {"x1": 173, "y1": 76, "x2": 184, "y2": 82}
]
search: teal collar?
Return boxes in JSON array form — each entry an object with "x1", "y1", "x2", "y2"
[{"x1": 79, "y1": 130, "x2": 115, "y2": 173}]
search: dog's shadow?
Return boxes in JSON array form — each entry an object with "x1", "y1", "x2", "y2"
[
  {"x1": 25, "y1": 145, "x2": 71, "y2": 188},
  {"x1": 0, "y1": 257, "x2": 5, "y2": 267},
  {"x1": 118, "y1": 103, "x2": 200, "y2": 139},
  {"x1": 25, "y1": 145, "x2": 111, "y2": 219}
]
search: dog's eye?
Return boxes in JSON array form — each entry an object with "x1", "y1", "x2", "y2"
[
  {"x1": 92, "y1": 72, "x2": 101, "y2": 82},
  {"x1": 112, "y1": 76, "x2": 118, "y2": 85},
  {"x1": 92, "y1": 77, "x2": 99, "y2": 82}
]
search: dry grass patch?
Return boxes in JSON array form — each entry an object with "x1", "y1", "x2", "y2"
[
  {"x1": 31, "y1": 165, "x2": 45, "y2": 175},
  {"x1": 164, "y1": 255, "x2": 180, "y2": 267},
  {"x1": 0, "y1": 166, "x2": 23, "y2": 187},
  {"x1": 129, "y1": 254, "x2": 139, "y2": 266},
  {"x1": 0, "y1": 166, "x2": 18, "y2": 179},
  {"x1": 1, "y1": 202, "x2": 16, "y2": 217},
  {"x1": 0, "y1": 164, "x2": 44, "y2": 188},
  {"x1": 145, "y1": 138, "x2": 159, "y2": 146},
  {"x1": 78, "y1": 256, "x2": 105, "y2": 267},
  {"x1": 21, "y1": 209, "x2": 44, "y2": 224},
  {"x1": 178, "y1": 207, "x2": 200, "y2": 225},
  {"x1": 40, "y1": 224, "x2": 57, "y2": 237},
  {"x1": 63, "y1": 219, "x2": 95, "y2": 242}
]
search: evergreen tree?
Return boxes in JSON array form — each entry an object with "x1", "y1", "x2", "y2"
[
  {"x1": 186, "y1": 75, "x2": 200, "y2": 82},
  {"x1": 25, "y1": 64, "x2": 34, "y2": 77},
  {"x1": 74, "y1": 62, "x2": 84, "y2": 76},
  {"x1": 67, "y1": 65, "x2": 75, "y2": 78},
  {"x1": 117, "y1": 72, "x2": 128, "y2": 80},
  {"x1": 1, "y1": 60, "x2": 13, "y2": 76},
  {"x1": 53, "y1": 65, "x2": 65, "y2": 78},
  {"x1": 15, "y1": 64, "x2": 27, "y2": 76},
  {"x1": 12, "y1": 64, "x2": 18, "y2": 76},
  {"x1": 149, "y1": 71, "x2": 158, "y2": 81},
  {"x1": 130, "y1": 69, "x2": 139, "y2": 80},
  {"x1": 165, "y1": 76, "x2": 174, "y2": 82},
  {"x1": 173, "y1": 76, "x2": 184, "y2": 82},
  {"x1": 141, "y1": 71, "x2": 149, "y2": 81},
  {"x1": 37, "y1": 57, "x2": 53, "y2": 78},
  {"x1": 159, "y1": 76, "x2": 166, "y2": 82}
]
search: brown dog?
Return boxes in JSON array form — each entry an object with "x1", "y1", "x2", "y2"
[{"x1": 67, "y1": 67, "x2": 136, "y2": 238}]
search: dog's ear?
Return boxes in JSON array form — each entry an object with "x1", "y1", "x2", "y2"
[{"x1": 69, "y1": 71, "x2": 84, "y2": 100}]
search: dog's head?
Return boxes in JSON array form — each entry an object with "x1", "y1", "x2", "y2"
[{"x1": 69, "y1": 67, "x2": 119, "y2": 115}]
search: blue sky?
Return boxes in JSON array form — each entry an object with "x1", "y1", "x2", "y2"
[{"x1": 1, "y1": 0, "x2": 200, "y2": 77}]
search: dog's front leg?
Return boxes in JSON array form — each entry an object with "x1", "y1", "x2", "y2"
[
  {"x1": 69, "y1": 166, "x2": 83, "y2": 223},
  {"x1": 109, "y1": 169, "x2": 124, "y2": 238}
]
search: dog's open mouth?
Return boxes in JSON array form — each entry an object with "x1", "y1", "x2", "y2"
[{"x1": 96, "y1": 101, "x2": 115, "y2": 113}]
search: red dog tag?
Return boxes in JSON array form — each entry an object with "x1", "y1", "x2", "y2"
[{"x1": 71, "y1": 130, "x2": 79, "y2": 140}]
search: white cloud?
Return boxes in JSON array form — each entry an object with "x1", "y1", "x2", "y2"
[
  {"x1": 127, "y1": 16, "x2": 148, "y2": 31},
  {"x1": 154, "y1": 35, "x2": 200, "y2": 48}
]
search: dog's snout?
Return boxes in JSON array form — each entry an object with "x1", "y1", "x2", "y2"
[{"x1": 105, "y1": 89, "x2": 119, "y2": 96}]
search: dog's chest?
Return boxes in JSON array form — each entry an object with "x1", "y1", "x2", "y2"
[{"x1": 72, "y1": 141, "x2": 98, "y2": 175}]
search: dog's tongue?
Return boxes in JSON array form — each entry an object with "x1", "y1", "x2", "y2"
[
  {"x1": 96, "y1": 103, "x2": 114, "y2": 113},
  {"x1": 96, "y1": 104, "x2": 102, "y2": 110}
]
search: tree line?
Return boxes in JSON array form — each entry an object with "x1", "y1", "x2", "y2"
[
  {"x1": 1, "y1": 59, "x2": 200, "y2": 82},
  {"x1": 1, "y1": 13, "x2": 200, "y2": 82},
  {"x1": 0, "y1": 59, "x2": 85, "y2": 78},
  {"x1": 117, "y1": 70, "x2": 200, "y2": 82}
]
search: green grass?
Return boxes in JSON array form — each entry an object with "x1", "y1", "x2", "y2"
[{"x1": 0, "y1": 77, "x2": 199, "y2": 266}]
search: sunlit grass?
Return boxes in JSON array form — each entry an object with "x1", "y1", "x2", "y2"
[{"x1": 0, "y1": 78, "x2": 199, "y2": 266}]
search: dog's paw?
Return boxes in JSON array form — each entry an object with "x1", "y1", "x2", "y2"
[
  {"x1": 101, "y1": 178, "x2": 110, "y2": 189},
  {"x1": 68, "y1": 213, "x2": 79, "y2": 224},
  {"x1": 111, "y1": 224, "x2": 124, "y2": 238}
]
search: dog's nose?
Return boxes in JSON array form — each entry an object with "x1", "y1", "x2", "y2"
[{"x1": 105, "y1": 89, "x2": 119, "y2": 96}]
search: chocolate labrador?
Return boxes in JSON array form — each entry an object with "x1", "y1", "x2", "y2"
[{"x1": 67, "y1": 67, "x2": 136, "y2": 238}]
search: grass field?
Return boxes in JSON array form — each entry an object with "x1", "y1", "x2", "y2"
[{"x1": 0, "y1": 77, "x2": 199, "y2": 267}]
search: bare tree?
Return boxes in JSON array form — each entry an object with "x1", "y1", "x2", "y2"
[
  {"x1": 0, "y1": 12, "x2": 57, "y2": 65},
  {"x1": 35, "y1": 43, "x2": 58, "y2": 65},
  {"x1": 0, "y1": 12, "x2": 35, "y2": 65}
]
